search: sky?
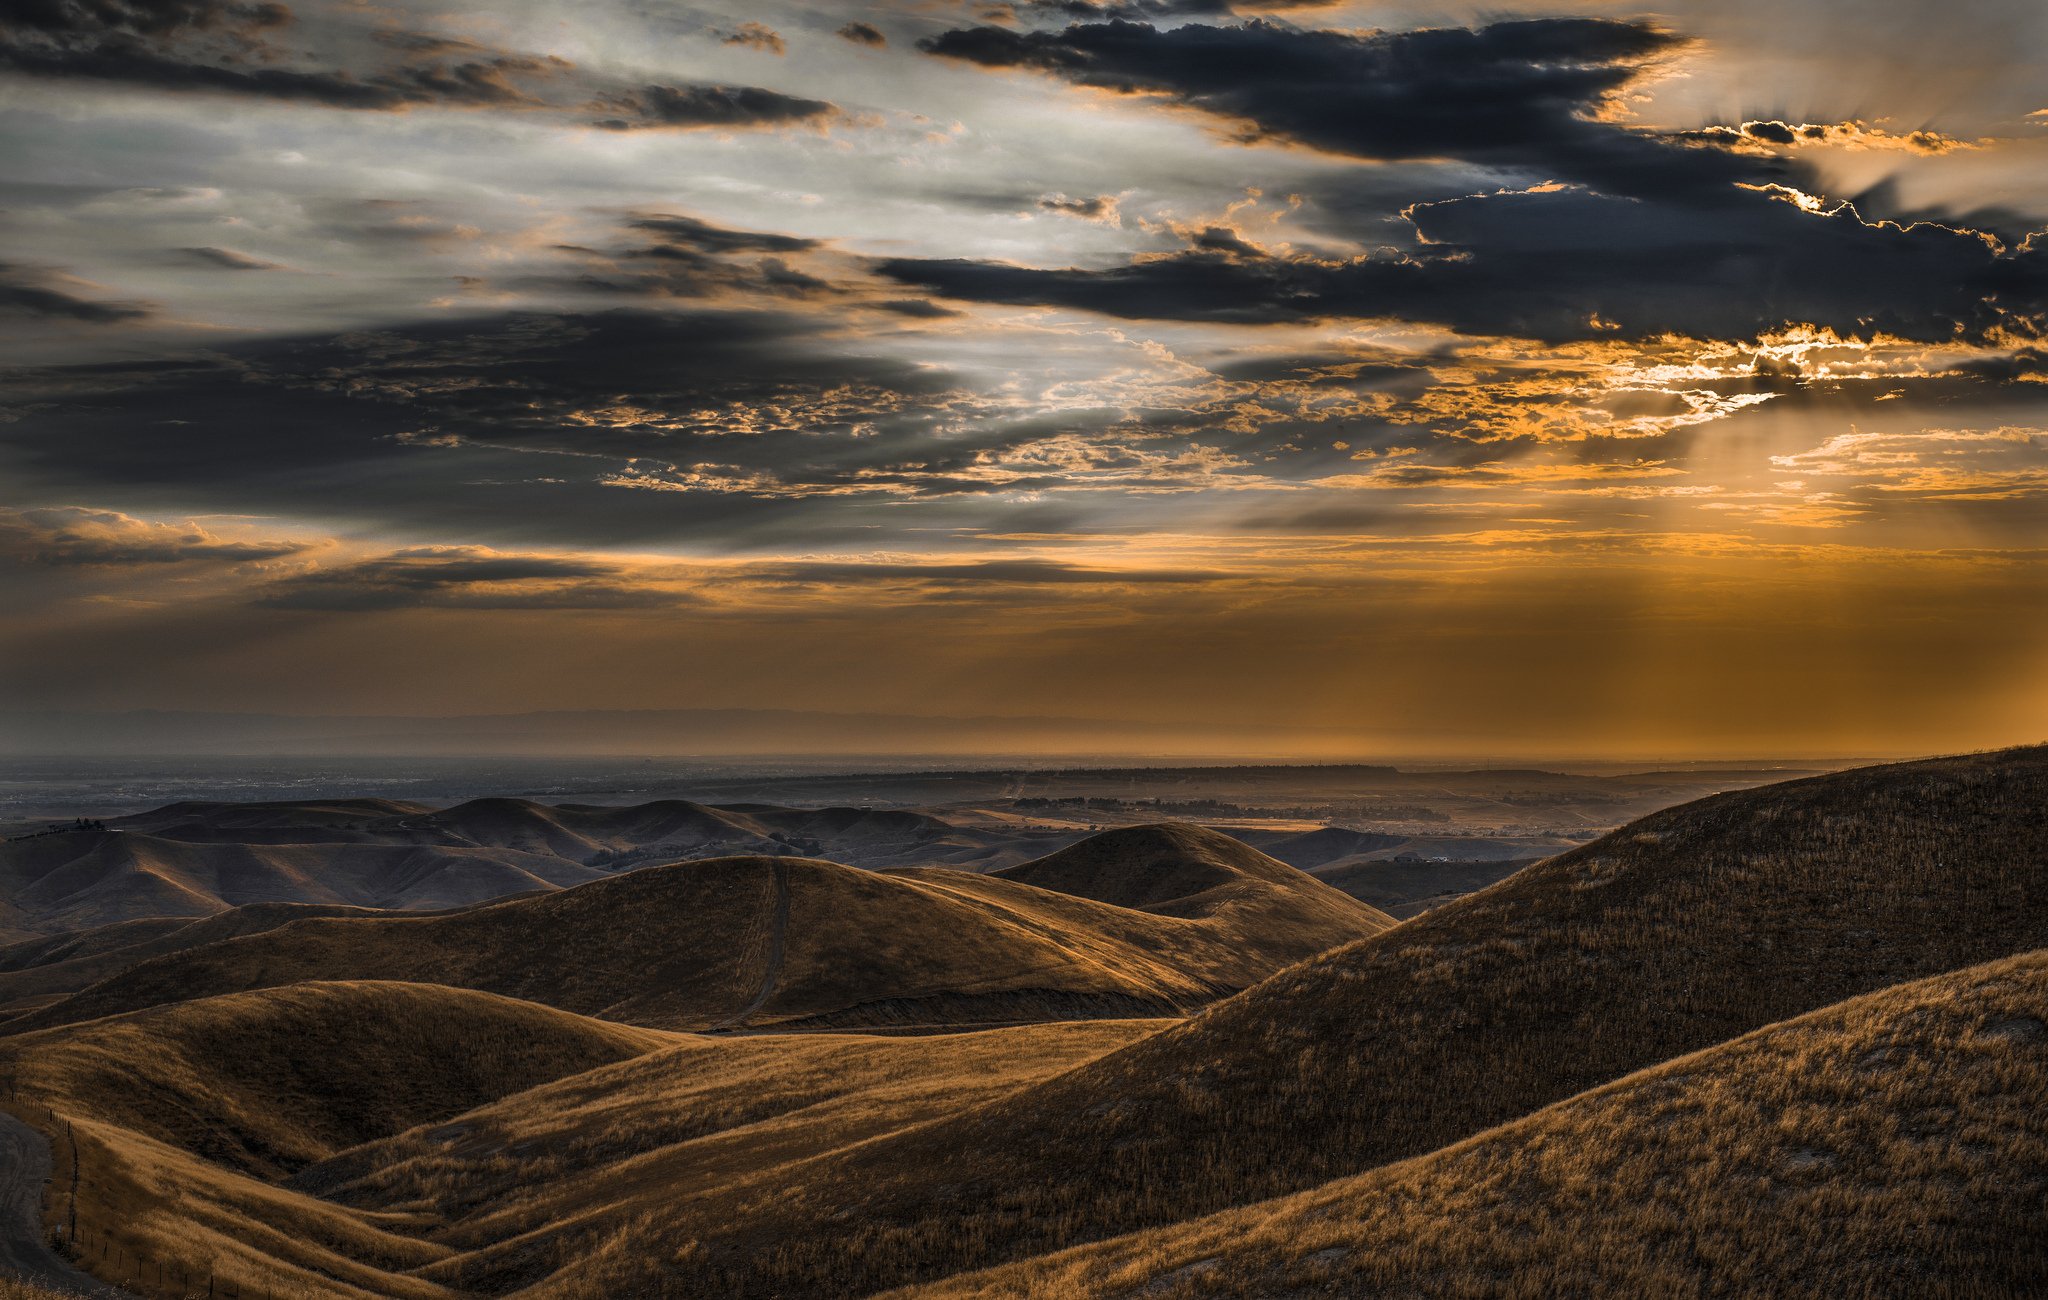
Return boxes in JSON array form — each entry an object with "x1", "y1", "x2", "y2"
[{"x1": 1, "y1": 0, "x2": 2046, "y2": 760}]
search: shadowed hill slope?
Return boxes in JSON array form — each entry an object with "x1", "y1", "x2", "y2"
[
  {"x1": 11, "y1": 832, "x2": 1392, "y2": 1034},
  {"x1": 530, "y1": 746, "x2": 2048, "y2": 1296},
  {"x1": 905, "y1": 949, "x2": 2048, "y2": 1299},
  {"x1": 994, "y1": 823, "x2": 1330, "y2": 917}
]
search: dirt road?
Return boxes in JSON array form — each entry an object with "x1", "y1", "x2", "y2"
[{"x1": 0, "y1": 1110, "x2": 123, "y2": 1295}]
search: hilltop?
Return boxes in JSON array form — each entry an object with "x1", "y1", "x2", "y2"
[
  {"x1": 905, "y1": 949, "x2": 2048, "y2": 1297},
  {"x1": 11, "y1": 829, "x2": 1392, "y2": 1034}
]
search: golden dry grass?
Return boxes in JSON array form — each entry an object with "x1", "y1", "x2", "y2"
[
  {"x1": 0, "y1": 981, "x2": 680, "y2": 1299},
  {"x1": 2, "y1": 990, "x2": 1162, "y2": 1299},
  {"x1": 516, "y1": 746, "x2": 2048, "y2": 1296},
  {"x1": 899, "y1": 948, "x2": 2048, "y2": 1299}
]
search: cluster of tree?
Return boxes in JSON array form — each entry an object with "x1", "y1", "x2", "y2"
[{"x1": 8, "y1": 816, "x2": 108, "y2": 841}]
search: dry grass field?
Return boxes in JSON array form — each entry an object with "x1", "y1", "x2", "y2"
[
  {"x1": 900, "y1": 949, "x2": 2048, "y2": 1298},
  {"x1": 1, "y1": 993, "x2": 1162, "y2": 1299}
]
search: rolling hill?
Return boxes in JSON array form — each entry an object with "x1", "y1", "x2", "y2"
[
  {"x1": 0, "y1": 796, "x2": 1073, "y2": 944},
  {"x1": 0, "y1": 986, "x2": 1165, "y2": 1300},
  {"x1": 9, "y1": 828, "x2": 1393, "y2": 1035},
  {"x1": 903, "y1": 948, "x2": 2048, "y2": 1298},
  {"x1": 0, "y1": 829, "x2": 603, "y2": 939},
  {"x1": 505, "y1": 745, "x2": 2048, "y2": 1296}
]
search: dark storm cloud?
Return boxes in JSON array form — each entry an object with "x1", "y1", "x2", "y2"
[
  {"x1": 255, "y1": 546, "x2": 680, "y2": 610},
  {"x1": 0, "y1": 309, "x2": 999, "y2": 547},
  {"x1": 836, "y1": 22, "x2": 886, "y2": 48},
  {"x1": 549, "y1": 212, "x2": 837, "y2": 302},
  {"x1": 177, "y1": 246, "x2": 283, "y2": 271},
  {"x1": 0, "y1": 262, "x2": 152, "y2": 322},
  {"x1": 630, "y1": 214, "x2": 821, "y2": 257},
  {"x1": 0, "y1": 0, "x2": 564, "y2": 108},
  {"x1": 1, "y1": 0, "x2": 839, "y2": 132},
  {"x1": 882, "y1": 189, "x2": 2035, "y2": 342},
  {"x1": 588, "y1": 84, "x2": 837, "y2": 131},
  {"x1": 922, "y1": 18, "x2": 1686, "y2": 182},
  {"x1": 897, "y1": 15, "x2": 2048, "y2": 343}
]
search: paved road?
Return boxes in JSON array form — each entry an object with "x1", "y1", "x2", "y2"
[{"x1": 0, "y1": 1110, "x2": 124, "y2": 1296}]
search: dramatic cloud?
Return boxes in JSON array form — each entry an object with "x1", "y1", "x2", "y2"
[
  {"x1": 0, "y1": 505, "x2": 309, "y2": 566},
  {"x1": 0, "y1": 262, "x2": 153, "y2": 323},
  {"x1": 177, "y1": 246, "x2": 284, "y2": 271},
  {"x1": 4, "y1": 0, "x2": 2046, "y2": 750},
  {"x1": 894, "y1": 17, "x2": 2048, "y2": 342},
  {"x1": 720, "y1": 23, "x2": 787, "y2": 56},
  {"x1": 256, "y1": 546, "x2": 678, "y2": 610},
  {"x1": 1039, "y1": 194, "x2": 1121, "y2": 223},
  {"x1": 1674, "y1": 120, "x2": 1981, "y2": 155},
  {"x1": 588, "y1": 84, "x2": 836, "y2": 131},
  {"x1": 0, "y1": 0, "x2": 839, "y2": 136},
  {"x1": 920, "y1": 18, "x2": 1695, "y2": 188},
  {"x1": 0, "y1": 0, "x2": 566, "y2": 109}
]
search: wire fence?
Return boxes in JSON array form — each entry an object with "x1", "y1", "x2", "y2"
[{"x1": 2, "y1": 1088, "x2": 291, "y2": 1300}]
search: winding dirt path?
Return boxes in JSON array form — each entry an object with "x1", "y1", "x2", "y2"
[
  {"x1": 0, "y1": 1111, "x2": 124, "y2": 1296},
  {"x1": 714, "y1": 857, "x2": 791, "y2": 1030}
]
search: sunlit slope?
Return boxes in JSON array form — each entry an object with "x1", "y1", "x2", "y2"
[
  {"x1": 906, "y1": 949, "x2": 2048, "y2": 1299},
  {"x1": 547, "y1": 746, "x2": 2048, "y2": 1296},
  {"x1": 15, "y1": 830, "x2": 1389, "y2": 1033}
]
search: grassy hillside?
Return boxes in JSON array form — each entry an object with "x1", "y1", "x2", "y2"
[
  {"x1": 3, "y1": 997, "x2": 1160, "y2": 1300},
  {"x1": 0, "y1": 981, "x2": 679, "y2": 1300},
  {"x1": 527, "y1": 746, "x2": 2048, "y2": 1296},
  {"x1": 0, "y1": 903, "x2": 406, "y2": 1017},
  {"x1": 13, "y1": 834, "x2": 1389, "y2": 1034},
  {"x1": 903, "y1": 949, "x2": 2048, "y2": 1298},
  {"x1": 302, "y1": 1020, "x2": 1169, "y2": 1295},
  {"x1": 0, "y1": 981, "x2": 674, "y2": 1178}
]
